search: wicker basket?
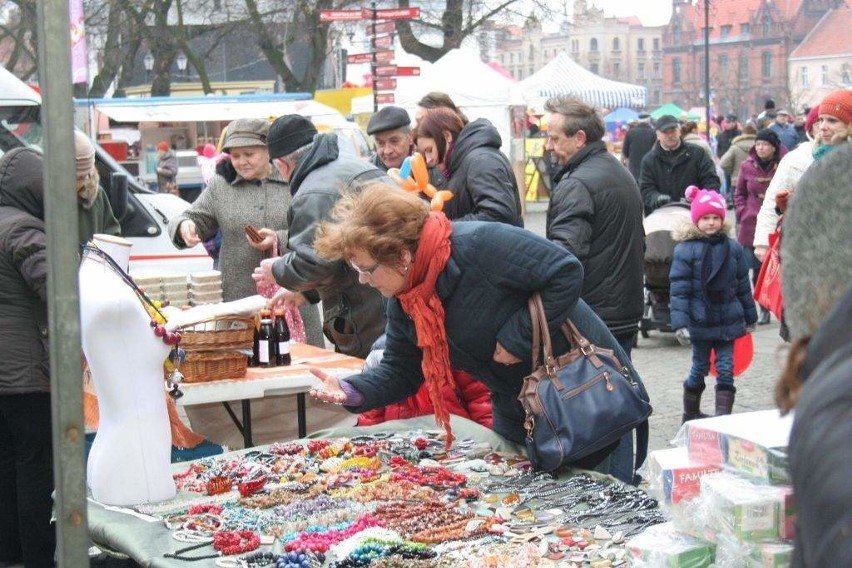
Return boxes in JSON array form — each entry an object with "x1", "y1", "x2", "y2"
[
  {"x1": 178, "y1": 315, "x2": 255, "y2": 351},
  {"x1": 180, "y1": 351, "x2": 248, "y2": 383}
]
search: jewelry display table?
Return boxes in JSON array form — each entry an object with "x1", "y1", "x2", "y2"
[
  {"x1": 87, "y1": 416, "x2": 664, "y2": 567},
  {"x1": 175, "y1": 343, "x2": 364, "y2": 447}
]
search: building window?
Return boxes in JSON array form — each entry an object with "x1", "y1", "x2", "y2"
[
  {"x1": 718, "y1": 54, "x2": 728, "y2": 73},
  {"x1": 591, "y1": 63, "x2": 599, "y2": 74},
  {"x1": 571, "y1": 39, "x2": 579, "y2": 52},
  {"x1": 673, "y1": 58, "x2": 681, "y2": 83},
  {"x1": 762, "y1": 52, "x2": 772, "y2": 78},
  {"x1": 673, "y1": 23, "x2": 681, "y2": 44},
  {"x1": 638, "y1": 38, "x2": 645, "y2": 51},
  {"x1": 613, "y1": 62, "x2": 620, "y2": 76},
  {"x1": 638, "y1": 62, "x2": 646, "y2": 79},
  {"x1": 653, "y1": 38, "x2": 660, "y2": 51},
  {"x1": 509, "y1": 53, "x2": 514, "y2": 64},
  {"x1": 613, "y1": 38, "x2": 620, "y2": 51},
  {"x1": 762, "y1": 16, "x2": 772, "y2": 36},
  {"x1": 653, "y1": 62, "x2": 660, "y2": 79},
  {"x1": 821, "y1": 65, "x2": 829, "y2": 85},
  {"x1": 590, "y1": 38, "x2": 598, "y2": 52},
  {"x1": 529, "y1": 44, "x2": 535, "y2": 62},
  {"x1": 843, "y1": 64, "x2": 851, "y2": 85},
  {"x1": 721, "y1": 25, "x2": 732, "y2": 37},
  {"x1": 739, "y1": 53, "x2": 748, "y2": 81},
  {"x1": 801, "y1": 66, "x2": 809, "y2": 87},
  {"x1": 741, "y1": 23, "x2": 750, "y2": 35}
]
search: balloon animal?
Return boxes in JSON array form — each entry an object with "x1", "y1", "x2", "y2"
[{"x1": 388, "y1": 153, "x2": 453, "y2": 211}]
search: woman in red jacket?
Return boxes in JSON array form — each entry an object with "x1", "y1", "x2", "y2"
[{"x1": 356, "y1": 335, "x2": 493, "y2": 428}]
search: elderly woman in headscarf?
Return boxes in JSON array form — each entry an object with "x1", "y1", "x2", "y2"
[
  {"x1": 774, "y1": 142, "x2": 852, "y2": 566},
  {"x1": 75, "y1": 131, "x2": 121, "y2": 245}
]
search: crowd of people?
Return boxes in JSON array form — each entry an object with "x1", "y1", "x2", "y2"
[{"x1": 0, "y1": 85, "x2": 849, "y2": 566}]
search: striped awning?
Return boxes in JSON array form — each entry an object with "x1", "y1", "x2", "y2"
[{"x1": 520, "y1": 51, "x2": 646, "y2": 109}]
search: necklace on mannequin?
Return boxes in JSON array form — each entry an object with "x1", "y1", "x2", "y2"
[{"x1": 82, "y1": 243, "x2": 187, "y2": 399}]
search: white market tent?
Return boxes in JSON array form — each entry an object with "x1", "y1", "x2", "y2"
[
  {"x1": 520, "y1": 51, "x2": 646, "y2": 110},
  {"x1": 352, "y1": 49, "x2": 525, "y2": 157}
]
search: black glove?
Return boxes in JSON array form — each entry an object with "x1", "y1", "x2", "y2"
[{"x1": 655, "y1": 194, "x2": 672, "y2": 208}]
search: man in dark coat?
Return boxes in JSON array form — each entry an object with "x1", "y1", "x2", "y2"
[
  {"x1": 261, "y1": 115, "x2": 392, "y2": 358},
  {"x1": 621, "y1": 113, "x2": 656, "y2": 181},
  {"x1": 0, "y1": 147, "x2": 55, "y2": 566},
  {"x1": 638, "y1": 115, "x2": 721, "y2": 214},
  {"x1": 543, "y1": 95, "x2": 646, "y2": 485},
  {"x1": 366, "y1": 105, "x2": 444, "y2": 188},
  {"x1": 715, "y1": 114, "x2": 741, "y2": 160},
  {"x1": 543, "y1": 95, "x2": 645, "y2": 358}
]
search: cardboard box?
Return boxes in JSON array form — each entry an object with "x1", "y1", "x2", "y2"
[
  {"x1": 627, "y1": 522, "x2": 716, "y2": 568},
  {"x1": 648, "y1": 447, "x2": 723, "y2": 504},
  {"x1": 701, "y1": 473, "x2": 785, "y2": 541}
]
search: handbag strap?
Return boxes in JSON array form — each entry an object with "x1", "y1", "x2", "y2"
[{"x1": 528, "y1": 293, "x2": 555, "y2": 373}]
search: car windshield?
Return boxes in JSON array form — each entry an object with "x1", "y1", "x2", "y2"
[{"x1": 0, "y1": 104, "x2": 43, "y2": 157}]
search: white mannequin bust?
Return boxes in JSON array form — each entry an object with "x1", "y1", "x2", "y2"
[{"x1": 80, "y1": 234, "x2": 176, "y2": 505}]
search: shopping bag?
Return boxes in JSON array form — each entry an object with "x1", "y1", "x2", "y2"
[
  {"x1": 753, "y1": 230, "x2": 783, "y2": 320},
  {"x1": 710, "y1": 332, "x2": 754, "y2": 378}
]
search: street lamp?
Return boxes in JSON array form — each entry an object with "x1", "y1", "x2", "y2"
[
  {"x1": 143, "y1": 52, "x2": 154, "y2": 81},
  {"x1": 176, "y1": 52, "x2": 188, "y2": 81}
]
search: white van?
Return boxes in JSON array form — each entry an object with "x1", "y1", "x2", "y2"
[{"x1": 0, "y1": 66, "x2": 212, "y2": 274}]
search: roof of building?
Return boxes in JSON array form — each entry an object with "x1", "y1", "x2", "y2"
[
  {"x1": 676, "y1": 0, "x2": 803, "y2": 39},
  {"x1": 789, "y1": 6, "x2": 852, "y2": 58}
]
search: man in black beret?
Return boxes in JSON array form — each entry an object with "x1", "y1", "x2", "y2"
[
  {"x1": 254, "y1": 114, "x2": 392, "y2": 358},
  {"x1": 366, "y1": 106, "x2": 414, "y2": 172}
]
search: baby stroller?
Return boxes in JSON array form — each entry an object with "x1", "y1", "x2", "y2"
[{"x1": 638, "y1": 202, "x2": 692, "y2": 338}]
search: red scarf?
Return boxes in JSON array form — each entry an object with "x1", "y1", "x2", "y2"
[{"x1": 397, "y1": 212, "x2": 455, "y2": 447}]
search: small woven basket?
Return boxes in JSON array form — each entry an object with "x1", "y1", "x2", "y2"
[
  {"x1": 181, "y1": 351, "x2": 248, "y2": 383},
  {"x1": 178, "y1": 315, "x2": 255, "y2": 351}
]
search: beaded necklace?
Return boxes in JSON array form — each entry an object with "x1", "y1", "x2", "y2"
[{"x1": 81, "y1": 243, "x2": 186, "y2": 399}]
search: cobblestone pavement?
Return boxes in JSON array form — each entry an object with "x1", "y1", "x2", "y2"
[{"x1": 523, "y1": 204, "x2": 787, "y2": 454}]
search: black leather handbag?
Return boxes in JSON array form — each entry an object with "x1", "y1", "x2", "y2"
[{"x1": 519, "y1": 293, "x2": 652, "y2": 472}]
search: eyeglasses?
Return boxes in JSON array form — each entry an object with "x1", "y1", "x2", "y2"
[{"x1": 349, "y1": 260, "x2": 380, "y2": 277}]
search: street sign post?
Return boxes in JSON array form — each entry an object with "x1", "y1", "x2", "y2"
[
  {"x1": 374, "y1": 65, "x2": 398, "y2": 77},
  {"x1": 367, "y1": 21, "x2": 396, "y2": 35},
  {"x1": 376, "y1": 93, "x2": 395, "y2": 104},
  {"x1": 374, "y1": 78, "x2": 397, "y2": 91},
  {"x1": 395, "y1": 66, "x2": 421, "y2": 76},
  {"x1": 346, "y1": 52, "x2": 374, "y2": 65}
]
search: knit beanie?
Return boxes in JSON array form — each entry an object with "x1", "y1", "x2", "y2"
[
  {"x1": 805, "y1": 105, "x2": 821, "y2": 137},
  {"x1": 781, "y1": 143, "x2": 852, "y2": 340},
  {"x1": 685, "y1": 185, "x2": 726, "y2": 224},
  {"x1": 818, "y1": 88, "x2": 852, "y2": 125},
  {"x1": 157, "y1": 141, "x2": 170, "y2": 152},
  {"x1": 74, "y1": 130, "x2": 96, "y2": 175},
  {"x1": 754, "y1": 128, "x2": 781, "y2": 151},
  {"x1": 267, "y1": 114, "x2": 317, "y2": 159}
]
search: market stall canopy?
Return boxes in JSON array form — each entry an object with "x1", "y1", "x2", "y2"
[
  {"x1": 0, "y1": 66, "x2": 40, "y2": 106},
  {"x1": 519, "y1": 51, "x2": 646, "y2": 110},
  {"x1": 75, "y1": 93, "x2": 349, "y2": 125},
  {"x1": 604, "y1": 107, "x2": 639, "y2": 127},
  {"x1": 650, "y1": 102, "x2": 687, "y2": 119}
]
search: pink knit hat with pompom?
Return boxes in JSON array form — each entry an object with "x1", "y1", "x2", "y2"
[{"x1": 685, "y1": 185, "x2": 727, "y2": 224}]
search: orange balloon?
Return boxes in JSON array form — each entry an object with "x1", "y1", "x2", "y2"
[
  {"x1": 401, "y1": 178, "x2": 418, "y2": 192},
  {"x1": 422, "y1": 183, "x2": 437, "y2": 198},
  {"x1": 430, "y1": 190, "x2": 454, "y2": 211},
  {"x1": 387, "y1": 167, "x2": 404, "y2": 185},
  {"x1": 437, "y1": 190, "x2": 453, "y2": 202},
  {"x1": 410, "y1": 153, "x2": 429, "y2": 190}
]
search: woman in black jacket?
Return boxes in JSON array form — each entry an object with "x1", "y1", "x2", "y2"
[
  {"x1": 0, "y1": 148, "x2": 55, "y2": 566},
  {"x1": 306, "y1": 184, "x2": 651, "y2": 483},
  {"x1": 415, "y1": 108, "x2": 523, "y2": 226}
]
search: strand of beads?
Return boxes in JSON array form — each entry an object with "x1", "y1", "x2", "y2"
[
  {"x1": 213, "y1": 530, "x2": 260, "y2": 556},
  {"x1": 281, "y1": 515, "x2": 384, "y2": 555}
]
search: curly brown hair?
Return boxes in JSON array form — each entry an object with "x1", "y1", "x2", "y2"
[{"x1": 314, "y1": 183, "x2": 429, "y2": 266}]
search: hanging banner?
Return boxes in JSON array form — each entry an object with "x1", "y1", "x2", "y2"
[{"x1": 69, "y1": 0, "x2": 88, "y2": 84}]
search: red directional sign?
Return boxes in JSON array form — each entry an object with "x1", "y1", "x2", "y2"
[
  {"x1": 376, "y1": 93, "x2": 395, "y2": 104},
  {"x1": 372, "y1": 34, "x2": 393, "y2": 49},
  {"x1": 367, "y1": 21, "x2": 397, "y2": 35},
  {"x1": 319, "y1": 10, "x2": 363, "y2": 22},
  {"x1": 377, "y1": 7, "x2": 420, "y2": 20},
  {"x1": 374, "y1": 78, "x2": 397, "y2": 91},
  {"x1": 375, "y1": 65, "x2": 398, "y2": 77},
  {"x1": 395, "y1": 66, "x2": 421, "y2": 76},
  {"x1": 362, "y1": 7, "x2": 420, "y2": 20},
  {"x1": 374, "y1": 50, "x2": 394, "y2": 63},
  {"x1": 346, "y1": 52, "x2": 374, "y2": 64}
]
